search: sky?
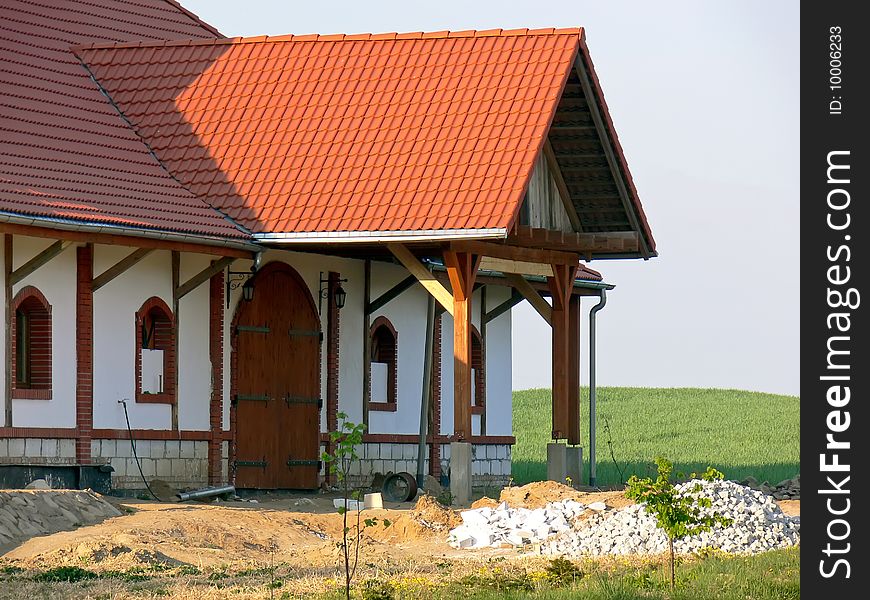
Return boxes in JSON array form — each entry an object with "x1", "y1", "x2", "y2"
[{"x1": 183, "y1": 1, "x2": 800, "y2": 397}]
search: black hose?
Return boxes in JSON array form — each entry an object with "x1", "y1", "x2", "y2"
[{"x1": 119, "y1": 399, "x2": 163, "y2": 502}]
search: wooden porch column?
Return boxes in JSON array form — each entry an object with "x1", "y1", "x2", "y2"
[
  {"x1": 444, "y1": 251, "x2": 480, "y2": 441},
  {"x1": 567, "y1": 295, "x2": 582, "y2": 445},
  {"x1": 548, "y1": 264, "x2": 578, "y2": 441}
]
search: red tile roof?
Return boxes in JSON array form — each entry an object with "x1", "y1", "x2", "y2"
[
  {"x1": 75, "y1": 29, "x2": 585, "y2": 237},
  {"x1": 0, "y1": 0, "x2": 245, "y2": 239}
]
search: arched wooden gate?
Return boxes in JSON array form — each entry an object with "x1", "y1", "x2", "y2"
[{"x1": 232, "y1": 262, "x2": 321, "y2": 489}]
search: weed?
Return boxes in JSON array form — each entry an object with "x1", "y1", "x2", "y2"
[
  {"x1": 435, "y1": 489, "x2": 453, "y2": 507},
  {"x1": 32, "y1": 566, "x2": 98, "y2": 583},
  {"x1": 359, "y1": 578, "x2": 394, "y2": 600},
  {"x1": 544, "y1": 557, "x2": 584, "y2": 586}
]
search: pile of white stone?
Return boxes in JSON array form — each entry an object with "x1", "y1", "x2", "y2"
[
  {"x1": 448, "y1": 499, "x2": 608, "y2": 549},
  {"x1": 541, "y1": 479, "x2": 800, "y2": 556}
]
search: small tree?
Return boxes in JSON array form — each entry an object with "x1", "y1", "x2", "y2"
[
  {"x1": 625, "y1": 457, "x2": 732, "y2": 590},
  {"x1": 321, "y1": 413, "x2": 390, "y2": 600}
]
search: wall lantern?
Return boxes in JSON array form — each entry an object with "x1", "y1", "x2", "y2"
[
  {"x1": 227, "y1": 266, "x2": 256, "y2": 308},
  {"x1": 319, "y1": 272, "x2": 348, "y2": 313}
]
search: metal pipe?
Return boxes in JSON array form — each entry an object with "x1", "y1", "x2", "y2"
[
  {"x1": 177, "y1": 485, "x2": 236, "y2": 501},
  {"x1": 588, "y1": 289, "x2": 607, "y2": 486},
  {"x1": 416, "y1": 293, "x2": 436, "y2": 489}
]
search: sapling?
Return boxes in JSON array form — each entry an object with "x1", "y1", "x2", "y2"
[
  {"x1": 624, "y1": 457, "x2": 732, "y2": 590},
  {"x1": 322, "y1": 413, "x2": 390, "y2": 600}
]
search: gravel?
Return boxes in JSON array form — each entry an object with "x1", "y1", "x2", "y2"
[
  {"x1": 448, "y1": 479, "x2": 800, "y2": 556},
  {"x1": 540, "y1": 479, "x2": 800, "y2": 556}
]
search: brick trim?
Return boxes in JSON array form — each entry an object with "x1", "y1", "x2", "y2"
[
  {"x1": 11, "y1": 285, "x2": 53, "y2": 397},
  {"x1": 0, "y1": 427, "x2": 232, "y2": 440},
  {"x1": 319, "y1": 433, "x2": 516, "y2": 445},
  {"x1": 207, "y1": 268, "x2": 224, "y2": 484},
  {"x1": 75, "y1": 245, "x2": 93, "y2": 462},
  {"x1": 134, "y1": 296, "x2": 176, "y2": 404},
  {"x1": 369, "y1": 315, "x2": 398, "y2": 412}
]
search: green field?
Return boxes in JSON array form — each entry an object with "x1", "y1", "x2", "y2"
[{"x1": 511, "y1": 387, "x2": 800, "y2": 486}]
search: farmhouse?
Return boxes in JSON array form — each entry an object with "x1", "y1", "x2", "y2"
[{"x1": 0, "y1": 0, "x2": 655, "y2": 499}]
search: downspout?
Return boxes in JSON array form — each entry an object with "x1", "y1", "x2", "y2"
[{"x1": 588, "y1": 289, "x2": 607, "y2": 487}]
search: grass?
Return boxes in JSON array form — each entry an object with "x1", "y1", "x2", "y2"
[
  {"x1": 512, "y1": 387, "x2": 799, "y2": 486},
  {"x1": 3, "y1": 549, "x2": 799, "y2": 599}
]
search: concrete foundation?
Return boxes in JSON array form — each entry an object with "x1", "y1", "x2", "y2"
[
  {"x1": 547, "y1": 443, "x2": 567, "y2": 483},
  {"x1": 566, "y1": 446, "x2": 583, "y2": 487},
  {"x1": 449, "y1": 442, "x2": 472, "y2": 505}
]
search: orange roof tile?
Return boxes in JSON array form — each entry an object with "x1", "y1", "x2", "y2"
[
  {"x1": 0, "y1": 0, "x2": 245, "y2": 239},
  {"x1": 75, "y1": 30, "x2": 584, "y2": 237}
]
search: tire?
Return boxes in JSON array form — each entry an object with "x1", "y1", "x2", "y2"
[{"x1": 381, "y1": 471, "x2": 419, "y2": 502}]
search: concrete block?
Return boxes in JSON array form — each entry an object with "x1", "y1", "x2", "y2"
[
  {"x1": 449, "y1": 442, "x2": 472, "y2": 505},
  {"x1": 116, "y1": 438, "x2": 134, "y2": 458},
  {"x1": 101, "y1": 440, "x2": 116, "y2": 458},
  {"x1": 364, "y1": 492, "x2": 383, "y2": 509},
  {"x1": 90, "y1": 440, "x2": 101, "y2": 458},
  {"x1": 24, "y1": 438, "x2": 41, "y2": 457},
  {"x1": 221, "y1": 442, "x2": 229, "y2": 459},
  {"x1": 180, "y1": 441, "x2": 196, "y2": 459},
  {"x1": 472, "y1": 460, "x2": 484, "y2": 476},
  {"x1": 221, "y1": 459, "x2": 229, "y2": 482},
  {"x1": 8, "y1": 439, "x2": 25, "y2": 457},
  {"x1": 58, "y1": 439, "x2": 76, "y2": 458},
  {"x1": 135, "y1": 440, "x2": 151, "y2": 458},
  {"x1": 371, "y1": 459, "x2": 384, "y2": 474},
  {"x1": 486, "y1": 445, "x2": 496, "y2": 460},
  {"x1": 110, "y1": 457, "x2": 127, "y2": 477},
  {"x1": 442, "y1": 445, "x2": 450, "y2": 459},
  {"x1": 546, "y1": 443, "x2": 567, "y2": 483},
  {"x1": 139, "y1": 458, "x2": 155, "y2": 477},
  {"x1": 41, "y1": 438, "x2": 58, "y2": 458},
  {"x1": 496, "y1": 445, "x2": 506, "y2": 460},
  {"x1": 164, "y1": 441, "x2": 180, "y2": 459},
  {"x1": 156, "y1": 459, "x2": 173, "y2": 478},
  {"x1": 566, "y1": 446, "x2": 583, "y2": 487},
  {"x1": 149, "y1": 440, "x2": 165, "y2": 459},
  {"x1": 126, "y1": 458, "x2": 141, "y2": 477},
  {"x1": 194, "y1": 442, "x2": 208, "y2": 459},
  {"x1": 403, "y1": 444, "x2": 416, "y2": 460},
  {"x1": 0, "y1": 439, "x2": 8, "y2": 457}
]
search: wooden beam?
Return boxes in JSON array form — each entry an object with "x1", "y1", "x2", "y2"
[
  {"x1": 10, "y1": 240, "x2": 72, "y2": 286},
  {"x1": 451, "y1": 239, "x2": 579, "y2": 267},
  {"x1": 483, "y1": 289, "x2": 523, "y2": 324},
  {"x1": 92, "y1": 248, "x2": 153, "y2": 291},
  {"x1": 479, "y1": 285, "x2": 487, "y2": 436},
  {"x1": 174, "y1": 256, "x2": 236, "y2": 301},
  {"x1": 362, "y1": 259, "x2": 371, "y2": 428},
  {"x1": 366, "y1": 274, "x2": 417, "y2": 315},
  {"x1": 574, "y1": 54, "x2": 651, "y2": 258},
  {"x1": 479, "y1": 257, "x2": 553, "y2": 278},
  {"x1": 543, "y1": 139, "x2": 583, "y2": 232},
  {"x1": 443, "y1": 251, "x2": 481, "y2": 441},
  {"x1": 0, "y1": 222, "x2": 255, "y2": 259},
  {"x1": 509, "y1": 226, "x2": 639, "y2": 255},
  {"x1": 387, "y1": 244, "x2": 454, "y2": 316},
  {"x1": 435, "y1": 271, "x2": 605, "y2": 297},
  {"x1": 4, "y1": 235, "x2": 11, "y2": 427},
  {"x1": 171, "y1": 251, "x2": 180, "y2": 432},
  {"x1": 504, "y1": 273, "x2": 552, "y2": 326}
]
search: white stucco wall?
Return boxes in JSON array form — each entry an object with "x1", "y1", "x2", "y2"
[
  {"x1": 5, "y1": 237, "x2": 78, "y2": 428},
  {"x1": 440, "y1": 285, "x2": 513, "y2": 437},
  {"x1": 368, "y1": 262, "x2": 430, "y2": 436},
  {"x1": 93, "y1": 247, "x2": 173, "y2": 429}
]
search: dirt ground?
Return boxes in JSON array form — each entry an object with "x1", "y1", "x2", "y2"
[{"x1": 0, "y1": 483, "x2": 799, "y2": 599}]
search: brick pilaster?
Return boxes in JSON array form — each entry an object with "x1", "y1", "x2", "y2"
[
  {"x1": 207, "y1": 268, "x2": 224, "y2": 484},
  {"x1": 430, "y1": 313, "x2": 443, "y2": 478},
  {"x1": 75, "y1": 244, "x2": 93, "y2": 463}
]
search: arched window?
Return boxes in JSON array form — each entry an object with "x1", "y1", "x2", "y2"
[
  {"x1": 135, "y1": 297, "x2": 175, "y2": 404},
  {"x1": 11, "y1": 286, "x2": 52, "y2": 399},
  {"x1": 369, "y1": 316, "x2": 398, "y2": 412},
  {"x1": 471, "y1": 326, "x2": 485, "y2": 414}
]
